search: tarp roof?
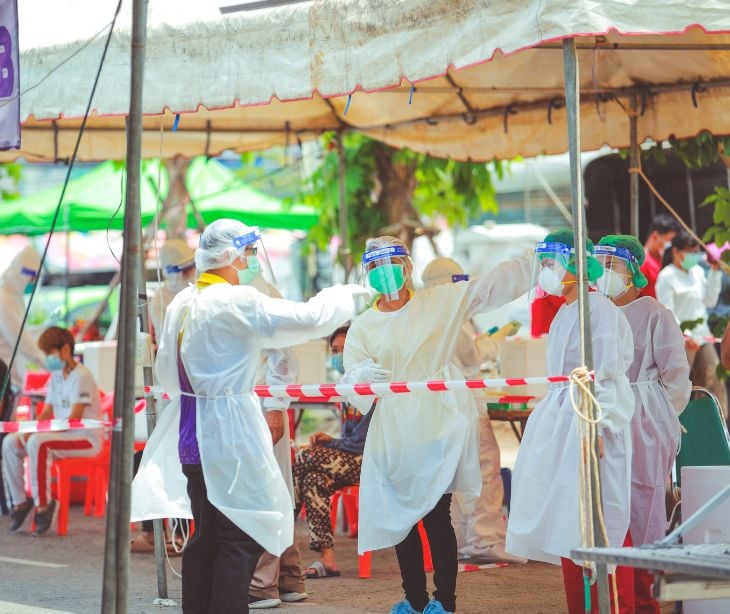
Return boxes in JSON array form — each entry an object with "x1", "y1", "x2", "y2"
[
  {"x1": 9, "y1": 0, "x2": 730, "y2": 162},
  {"x1": 0, "y1": 157, "x2": 317, "y2": 234}
]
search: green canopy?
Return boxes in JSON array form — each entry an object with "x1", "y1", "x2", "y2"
[
  {"x1": 185, "y1": 157, "x2": 318, "y2": 231},
  {"x1": 0, "y1": 157, "x2": 317, "y2": 235},
  {"x1": 0, "y1": 160, "x2": 167, "y2": 235}
]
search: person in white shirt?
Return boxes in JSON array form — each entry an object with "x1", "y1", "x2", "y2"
[
  {"x1": 2, "y1": 326, "x2": 102, "y2": 535},
  {"x1": 655, "y1": 231, "x2": 725, "y2": 415}
]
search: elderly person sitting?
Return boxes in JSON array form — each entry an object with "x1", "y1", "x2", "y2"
[{"x1": 293, "y1": 325, "x2": 372, "y2": 579}]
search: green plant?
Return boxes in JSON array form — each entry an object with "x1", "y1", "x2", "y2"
[
  {"x1": 0, "y1": 162, "x2": 22, "y2": 200},
  {"x1": 295, "y1": 132, "x2": 502, "y2": 263},
  {"x1": 702, "y1": 186, "x2": 730, "y2": 247}
]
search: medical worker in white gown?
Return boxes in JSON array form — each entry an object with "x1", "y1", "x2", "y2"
[
  {"x1": 131, "y1": 219, "x2": 367, "y2": 614},
  {"x1": 421, "y1": 257, "x2": 526, "y2": 565},
  {"x1": 595, "y1": 234, "x2": 690, "y2": 613},
  {"x1": 505, "y1": 229, "x2": 635, "y2": 614},
  {"x1": 344, "y1": 236, "x2": 533, "y2": 614}
]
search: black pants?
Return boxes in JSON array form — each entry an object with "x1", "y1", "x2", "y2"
[
  {"x1": 133, "y1": 451, "x2": 153, "y2": 532},
  {"x1": 394, "y1": 494, "x2": 457, "y2": 613},
  {"x1": 182, "y1": 464, "x2": 264, "y2": 614}
]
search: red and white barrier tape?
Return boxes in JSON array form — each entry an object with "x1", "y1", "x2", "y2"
[
  {"x1": 145, "y1": 374, "x2": 577, "y2": 400},
  {"x1": 0, "y1": 418, "x2": 108, "y2": 434},
  {"x1": 685, "y1": 335, "x2": 723, "y2": 344}
]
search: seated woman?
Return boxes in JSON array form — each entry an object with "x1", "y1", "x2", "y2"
[{"x1": 293, "y1": 325, "x2": 372, "y2": 579}]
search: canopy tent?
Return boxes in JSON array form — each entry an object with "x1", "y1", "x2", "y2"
[
  {"x1": 185, "y1": 157, "x2": 318, "y2": 230},
  {"x1": 0, "y1": 160, "x2": 166, "y2": 235},
  {"x1": 0, "y1": 157, "x2": 317, "y2": 234},
  {"x1": 8, "y1": 0, "x2": 730, "y2": 163}
]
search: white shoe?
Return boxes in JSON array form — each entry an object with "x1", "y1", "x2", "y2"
[
  {"x1": 464, "y1": 543, "x2": 527, "y2": 565},
  {"x1": 248, "y1": 596, "x2": 282, "y2": 609},
  {"x1": 280, "y1": 591, "x2": 308, "y2": 603}
]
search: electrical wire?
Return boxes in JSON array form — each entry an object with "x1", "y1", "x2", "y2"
[
  {"x1": 106, "y1": 162, "x2": 125, "y2": 265},
  {"x1": 0, "y1": 0, "x2": 124, "y2": 403}
]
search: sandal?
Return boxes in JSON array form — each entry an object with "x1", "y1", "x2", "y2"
[
  {"x1": 305, "y1": 560, "x2": 341, "y2": 579},
  {"x1": 130, "y1": 534, "x2": 155, "y2": 553}
]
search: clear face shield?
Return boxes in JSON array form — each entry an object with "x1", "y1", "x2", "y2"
[
  {"x1": 529, "y1": 242, "x2": 572, "y2": 301},
  {"x1": 362, "y1": 245, "x2": 411, "y2": 303},
  {"x1": 164, "y1": 262, "x2": 196, "y2": 292},
  {"x1": 232, "y1": 227, "x2": 276, "y2": 286},
  {"x1": 593, "y1": 246, "x2": 636, "y2": 299}
]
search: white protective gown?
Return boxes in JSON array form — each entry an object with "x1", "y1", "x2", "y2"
[
  {"x1": 0, "y1": 250, "x2": 45, "y2": 389},
  {"x1": 621, "y1": 296, "x2": 690, "y2": 545},
  {"x1": 344, "y1": 252, "x2": 533, "y2": 553},
  {"x1": 251, "y1": 275, "x2": 298, "y2": 504},
  {"x1": 506, "y1": 292, "x2": 634, "y2": 564},
  {"x1": 132, "y1": 281, "x2": 358, "y2": 556}
]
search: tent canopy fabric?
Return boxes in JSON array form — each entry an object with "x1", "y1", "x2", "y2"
[
  {"x1": 8, "y1": 0, "x2": 730, "y2": 162},
  {"x1": 185, "y1": 157, "x2": 318, "y2": 231},
  {"x1": 0, "y1": 157, "x2": 317, "y2": 235}
]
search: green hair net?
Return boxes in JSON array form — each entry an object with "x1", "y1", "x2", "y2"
[
  {"x1": 542, "y1": 228, "x2": 604, "y2": 282},
  {"x1": 597, "y1": 234, "x2": 648, "y2": 289}
]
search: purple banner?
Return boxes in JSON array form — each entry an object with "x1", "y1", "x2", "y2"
[{"x1": 0, "y1": 0, "x2": 19, "y2": 151}]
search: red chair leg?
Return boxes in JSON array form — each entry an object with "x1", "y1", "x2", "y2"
[
  {"x1": 94, "y1": 465, "x2": 108, "y2": 517},
  {"x1": 418, "y1": 521, "x2": 433, "y2": 572},
  {"x1": 83, "y1": 467, "x2": 95, "y2": 516},
  {"x1": 56, "y1": 465, "x2": 70, "y2": 536},
  {"x1": 358, "y1": 551, "x2": 372, "y2": 579},
  {"x1": 330, "y1": 491, "x2": 342, "y2": 533},
  {"x1": 342, "y1": 490, "x2": 359, "y2": 538}
]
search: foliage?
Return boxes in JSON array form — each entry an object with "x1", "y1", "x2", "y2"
[
  {"x1": 294, "y1": 132, "x2": 502, "y2": 261},
  {"x1": 0, "y1": 162, "x2": 22, "y2": 200},
  {"x1": 624, "y1": 131, "x2": 730, "y2": 170},
  {"x1": 702, "y1": 186, "x2": 730, "y2": 247},
  {"x1": 679, "y1": 317, "x2": 705, "y2": 334}
]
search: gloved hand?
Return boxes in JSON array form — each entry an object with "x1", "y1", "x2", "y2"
[{"x1": 357, "y1": 362, "x2": 392, "y2": 383}]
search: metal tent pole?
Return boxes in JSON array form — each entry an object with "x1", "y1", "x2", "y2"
[
  {"x1": 629, "y1": 94, "x2": 640, "y2": 237},
  {"x1": 562, "y1": 38, "x2": 611, "y2": 614},
  {"x1": 101, "y1": 1, "x2": 148, "y2": 612},
  {"x1": 336, "y1": 133, "x2": 351, "y2": 281},
  {"x1": 137, "y1": 274, "x2": 168, "y2": 597}
]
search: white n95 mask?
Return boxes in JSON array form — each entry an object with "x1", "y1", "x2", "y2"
[
  {"x1": 596, "y1": 269, "x2": 631, "y2": 298},
  {"x1": 538, "y1": 267, "x2": 564, "y2": 296}
]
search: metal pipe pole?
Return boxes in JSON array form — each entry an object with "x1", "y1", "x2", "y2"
[
  {"x1": 629, "y1": 94, "x2": 640, "y2": 237},
  {"x1": 562, "y1": 38, "x2": 610, "y2": 614},
  {"x1": 336, "y1": 133, "x2": 351, "y2": 281},
  {"x1": 101, "y1": 1, "x2": 148, "y2": 612},
  {"x1": 137, "y1": 270, "x2": 168, "y2": 597}
]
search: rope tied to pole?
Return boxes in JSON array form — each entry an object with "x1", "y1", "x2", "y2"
[{"x1": 569, "y1": 366, "x2": 619, "y2": 614}]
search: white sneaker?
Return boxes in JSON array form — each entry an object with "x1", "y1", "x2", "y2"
[
  {"x1": 280, "y1": 591, "x2": 309, "y2": 603},
  {"x1": 464, "y1": 543, "x2": 528, "y2": 565},
  {"x1": 248, "y1": 596, "x2": 282, "y2": 609}
]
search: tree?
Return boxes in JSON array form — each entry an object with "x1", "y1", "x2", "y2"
[
  {"x1": 0, "y1": 162, "x2": 22, "y2": 200},
  {"x1": 297, "y1": 132, "x2": 504, "y2": 262}
]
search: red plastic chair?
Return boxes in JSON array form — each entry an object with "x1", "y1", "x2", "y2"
[
  {"x1": 330, "y1": 485, "x2": 433, "y2": 579},
  {"x1": 54, "y1": 391, "x2": 115, "y2": 535}
]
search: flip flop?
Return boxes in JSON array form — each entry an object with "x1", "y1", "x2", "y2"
[{"x1": 305, "y1": 560, "x2": 341, "y2": 579}]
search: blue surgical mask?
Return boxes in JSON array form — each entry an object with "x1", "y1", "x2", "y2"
[
  {"x1": 330, "y1": 353, "x2": 344, "y2": 374},
  {"x1": 45, "y1": 354, "x2": 64, "y2": 372}
]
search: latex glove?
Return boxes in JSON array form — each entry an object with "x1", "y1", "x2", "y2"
[
  {"x1": 490, "y1": 320, "x2": 521, "y2": 342},
  {"x1": 358, "y1": 362, "x2": 392, "y2": 383},
  {"x1": 265, "y1": 410, "x2": 286, "y2": 445}
]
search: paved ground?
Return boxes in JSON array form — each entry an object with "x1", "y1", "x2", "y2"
[
  {"x1": 0, "y1": 506, "x2": 569, "y2": 614},
  {"x1": 0, "y1": 423, "x2": 675, "y2": 613}
]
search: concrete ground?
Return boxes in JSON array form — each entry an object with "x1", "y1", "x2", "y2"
[
  {"x1": 0, "y1": 506, "x2": 568, "y2": 614},
  {"x1": 0, "y1": 423, "x2": 675, "y2": 613}
]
